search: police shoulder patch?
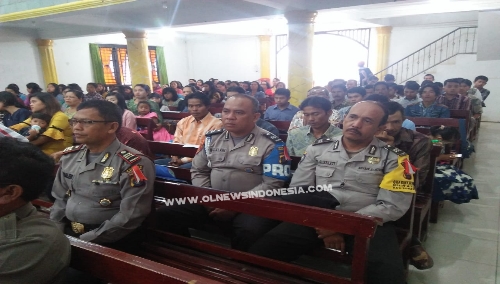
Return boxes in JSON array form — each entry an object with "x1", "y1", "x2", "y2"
[
  {"x1": 205, "y1": 129, "x2": 224, "y2": 136},
  {"x1": 383, "y1": 145, "x2": 407, "y2": 156},
  {"x1": 313, "y1": 138, "x2": 334, "y2": 146},
  {"x1": 62, "y1": 144, "x2": 84, "y2": 155},
  {"x1": 262, "y1": 132, "x2": 282, "y2": 143},
  {"x1": 117, "y1": 150, "x2": 142, "y2": 165}
]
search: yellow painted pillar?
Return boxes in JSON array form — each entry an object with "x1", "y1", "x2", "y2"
[
  {"x1": 375, "y1": 26, "x2": 393, "y2": 79},
  {"x1": 123, "y1": 30, "x2": 152, "y2": 86},
  {"x1": 285, "y1": 10, "x2": 317, "y2": 106},
  {"x1": 36, "y1": 39, "x2": 58, "y2": 85},
  {"x1": 258, "y1": 35, "x2": 271, "y2": 79}
]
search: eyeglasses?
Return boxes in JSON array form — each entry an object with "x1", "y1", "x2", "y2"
[{"x1": 68, "y1": 119, "x2": 114, "y2": 127}]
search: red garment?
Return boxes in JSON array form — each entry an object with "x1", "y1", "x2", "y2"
[
  {"x1": 116, "y1": 127, "x2": 154, "y2": 160},
  {"x1": 265, "y1": 89, "x2": 274, "y2": 96},
  {"x1": 153, "y1": 87, "x2": 162, "y2": 95}
]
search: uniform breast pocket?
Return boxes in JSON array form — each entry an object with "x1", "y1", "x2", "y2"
[
  {"x1": 355, "y1": 173, "x2": 383, "y2": 184},
  {"x1": 237, "y1": 156, "x2": 263, "y2": 174},
  {"x1": 316, "y1": 167, "x2": 335, "y2": 178},
  {"x1": 91, "y1": 183, "x2": 121, "y2": 197},
  {"x1": 209, "y1": 153, "x2": 226, "y2": 167}
]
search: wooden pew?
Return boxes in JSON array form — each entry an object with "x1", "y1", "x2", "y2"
[
  {"x1": 148, "y1": 141, "x2": 197, "y2": 182},
  {"x1": 68, "y1": 236, "x2": 221, "y2": 284},
  {"x1": 450, "y1": 109, "x2": 473, "y2": 139},
  {"x1": 161, "y1": 111, "x2": 191, "y2": 121},
  {"x1": 136, "y1": 117, "x2": 155, "y2": 141},
  {"x1": 268, "y1": 120, "x2": 291, "y2": 133},
  {"x1": 208, "y1": 103, "x2": 224, "y2": 115},
  {"x1": 150, "y1": 181, "x2": 381, "y2": 284}
]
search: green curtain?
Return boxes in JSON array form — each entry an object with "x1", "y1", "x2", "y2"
[
  {"x1": 89, "y1": 44, "x2": 105, "y2": 84},
  {"x1": 156, "y1": 46, "x2": 169, "y2": 85}
]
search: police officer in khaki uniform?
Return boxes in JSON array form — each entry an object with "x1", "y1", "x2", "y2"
[
  {"x1": 248, "y1": 101, "x2": 415, "y2": 284},
  {"x1": 50, "y1": 101, "x2": 155, "y2": 249},
  {"x1": 158, "y1": 94, "x2": 291, "y2": 251}
]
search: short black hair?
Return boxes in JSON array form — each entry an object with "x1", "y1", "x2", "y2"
[
  {"x1": 347, "y1": 87, "x2": 366, "y2": 97},
  {"x1": 365, "y1": 84, "x2": 374, "y2": 90},
  {"x1": 148, "y1": 93, "x2": 161, "y2": 99},
  {"x1": 444, "y1": 78, "x2": 461, "y2": 85},
  {"x1": 424, "y1": 74, "x2": 435, "y2": 80},
  {"x1": 404, "y1": 81, "x2": 420, "y2": 91},
  {"x1": 87, "y1": 82, "x2": 98, "y2": 88},
  {"x1": 460, "y1": 79, "x2": 472, "y2": 87},
  {"x1": 31, "y1": 112, "x2": 52, "y2": 124},
  {"x1": 6, "y1": 84, "x2": 20, "y2": 94},
  {"x1": 474, "y1": 75, "x2": 488, "y2": 82},
  {"x1": 387, "y1": 82, "x2": 398, "y2": 89},
  {"x1": 421, "y1": 80, "x2": 434, "y2": 88},
  {"x1": 0, "y1": 91, "x2": 23, "y2": 108},
  {"x1": 77, "y1": 100, "x2": 122, "y2": 130},
  {"x1": 162, "y1": 87, "x2": 179, "y2": 101},
  {"x1": 185, "y1": 92, "x2": 211, "y2": 106},
  {"x1": 364, "y1": 94, "x2": 389, "y2": 103},
  {"x1": 0, "y1": 137, "x2": 55, "y2": 202},
  {"x1": 134, "y1": 84, "x2": 151, "y2": 94},
  {"x1": 227, "y1": 86, "x2": 245, "y2": 94},
  {"x1": 384, "y1": 101, "x2": 406, "y2": 120},
  {"x1": 331, "y1": 85, "x2": 347, "y2": 92},
  {"x1": 274, "y1": 88, "x2": 291, "y2": 98},
  {"x1": 299, "y1": 96, "x2": 332, "y2": 112},
  {"x1": 419, "y1": 83, "x2": 441, "y2": 97},
  {"x1": 384, "y1": 74, "x2": 395, "y2": 81},
  {"x1": 137, "y1": 100, "x2": 152, "y2": 111},
  {"x1": 216, "y1": 81, "x2": 226, "y2": 87},
  {"x1": 434, "y1": 82, "x2": 443, "y2": 88},
  {"x1": 430, "y1": 126, "x2": 460, "y2": 142},
  {"x1": 66, "y1": 89, "x2": 84, "y2": 100},
  {"x1": 374, "y1": 81, "x2": 389, "y2": 89},
  {"x1": 67, "y1": 83, "x2": 82, "y2": 92}
]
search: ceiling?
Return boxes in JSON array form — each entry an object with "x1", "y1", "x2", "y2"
[{"x1": 0, "y1": 0, "x2": 499, "y2": 40}]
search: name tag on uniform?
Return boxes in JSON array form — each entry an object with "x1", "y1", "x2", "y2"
[{"x1": 63, "y1": 172, "x2": 73, "y2": 179}]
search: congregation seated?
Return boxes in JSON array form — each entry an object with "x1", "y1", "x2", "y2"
[
  {"x1": 160, "y1": 87, "x2": 182, "y2": 110},
  {"x1": 127, "y1": 84, "x2": 163, "y2": 123},
  {"x1": 0, "y1": 137, "x2": 71, "y2": 284},
  {"x1": 286, "y1": 96, "x2": 341, "y2": 156},
  {"x1": 436, "y1": 78, "x2": 471, "y2": 110},
  {"x1": 62, "y1": 89, "x2": 83, "y2": 119},
  {"x1": 10, "y1": 92, "x2": 73, "y2": 155},
  {"x1": 330, "y1": 84, "x2": 350, "y2": 110},
  {"x1": 366, "y1": 94, "x2": 417, "y2": 131},
  {"x1": 459, "y1": 79, "x2": 483, "y2": 119},
  {"x1": 0, "y1": 91, "x2": 31, "y2": 127},
  {"x1": 263, "y1": 88, "x2": 299, "y2": 121},
  {"x1": 84, "y1": 82, "x2": 104, "y2": 101},
  {"x1": 155, "y1": 92, "x2": 222, "y2": 169},
  {"x1": 405, "y1": 83, "x2": 450, "y2": 118},
  {"x1": 5, "y1": 83, "x2": 27, "y2": 107},
  {"x1": 397, "y1": 81, "x2": 422, "y2": 108},
  {"x1": 105, "y1": 92, "x2": 137, "y2": 130},
  {"x1": 471, "y1": 75, "x2": 490, "y2": 106},
  {"x1": 136, "y1": 101, "x2": 173, "y2": 142},
  {"x1": 337, "y1": 86, "x2": 367, "y2": 122},
  {"x1": 288, "y1": 86, "x2": 340, "y2": 132}
]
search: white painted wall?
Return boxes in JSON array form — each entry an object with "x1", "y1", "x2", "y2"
[
  {"x1": 477, "y1": 11, "x2": 500, "y2": 61},
  {"x1": 0, "y1": 40, "x2": 44, "y2": 92}
]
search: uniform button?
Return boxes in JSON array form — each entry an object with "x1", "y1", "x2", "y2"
[{"x1": 222, "y1": 179, "x2": 226, "y2": 182}]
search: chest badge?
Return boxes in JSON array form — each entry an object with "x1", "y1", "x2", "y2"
[
  {"x1": 101, "y1": 167, "x2": 114, "y2": 180},
  {"x1": 99, "y1": 198, "x2": 112, "y2": 207},
  {"x1": 248, "y1": 146, "x2": 259, "y2": 156},
  {"x1": 368, "y1": 157, "x2": 380, "y2": 164}
]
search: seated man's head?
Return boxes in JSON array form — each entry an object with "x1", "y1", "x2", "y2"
[
  {"x1": 419, "y1": 84, "x2": 440, "y2": 105},
  {"x1": 331, "y1": 85, "x2": 347, "y2": 102},
  {"x1": 346, "y1": 79, "x2": 357, "y2": 90},
  {"x1": 0, "y1": 137, "x2": 54, "y2": 217},
  {"x1": 86, "y1": 82, "x2": 98, "y2": 94},
  {"x1": 343, "y1": 101, "x2": 388, "y2": 145},
  {"x1": 368, "y1": 75, "x2": 379, "y2": 85},
  {"x1": 382, "y1": 102, "x2": 406, "y2": 137},
  {"x1": 185, "y1": 92, "x2": 211, "y2": 120},
  {"x1": 299, "y1": 97, "x2": 332, "y2": 129},
  {"x1": 222, "y1": 94, "x2": 260, "y2": 136},
  {"x1": 443, "y1": 78, "x2": 461, "y2": 96},
  {"x1": 373, "y1": 82, "x2": 389, "y2": 97},
  {"x1": 72, "y1": 101, "x2": 122, "y2": 150},
  {"x1": 459, "y1": 79, "x2": 473, "y2": 95},
  {"x1": 30, "y1": 113, "x2": 52, "y2": 130},
  {"x1": 226, "y1": 86, "x2": 245, "y2": 98},
  {"x1": 404, "y1": 81, "x2": 420, "y2": 100},
  {"x1": 346, "y1": 87, "x2": 367, "y2": 105},
  {"x1": 424, "y1": 74, "x2": 435, "y2": 82},
  {"x1": 387, "y1": 83, "x2": 398, "y2": 98},
  {"x1": 365, "y1": 84, "x2": 374, "y2": 96},
  {"x1": 307, "y1": 87, "x2": 331, "y2": 101},
  {"x1": 274, "y1": 88, "x2": 291, "y2": 108},
  {"x1": 384, "y1": 74, "x2": 396, "y2": 84},
  {"x1": 474, "y1": 75, "x2": 488, "y2": 89}
]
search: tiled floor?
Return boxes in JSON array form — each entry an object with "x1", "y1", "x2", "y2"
[{"x1": 408, "y1": 122, "x2": 500, "y2": 284}]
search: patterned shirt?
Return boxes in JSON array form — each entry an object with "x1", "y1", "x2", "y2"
[
  {"x1": 405, "y1": 102, "x2": 450, "y2": 118},
  {"x1": 84, "y1": 92, "x2": 104, "y2": 101},
  {"x1": 436, "y1": 94, "x2": 471, "y2": 110},
  {"x1": 392, "y1": 128, "x2": 432, "y2": 192},
  {"x1": 397, "y1": 97, "x2": 422, "y2": 108},
  {"x1": 286, "y1": 124, "x2": 342, "y2": 156},
  {"x1": 337, "y1": 106, "x2": 351, "y2": 121},
  {"x1": 332, "y1": 100, "x2": 350, "y2": 111},
  {"x1": 264, "y1": 103, "x2": 300, "y2": 121},
  {"x1": 466, "y1": 94, "x2": 483, "y2": 115},
  {"x1": 288, "y1": 110, "x2": 340, "y2": 132}
]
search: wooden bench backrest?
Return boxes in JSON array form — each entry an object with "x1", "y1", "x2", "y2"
[
  {"x1": 268, "y1": 120, "x2": 291, "y2": 132},
  {"x1": 408, "y1": 117, "x2": 464, "y2": 154},
  {"x1": 422, "y1": 145, "x2": 443, "y2": 195},
  {"x1": 68, "y1": 236, "x2": 221, "y2": 284},
  {"x1": 136, "y1": 117, "x2": 155, "y2": 141},
  {"x1": 148, "y1": 141, "x2": 198, "y2": 158},
  {"x1": 161, "y1": 112, "x2": 191, "y2": 120}
]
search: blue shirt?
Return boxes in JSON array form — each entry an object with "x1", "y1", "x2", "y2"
[
  {"x1": 1, "y1": 108, "x2": 31, "y2": 127},
  {"x1": 264, "y1": 103, "x2": 299, "y2": 121},
  {"x1": 405, "y1": 102, "x2": 450, "y2": 118}
]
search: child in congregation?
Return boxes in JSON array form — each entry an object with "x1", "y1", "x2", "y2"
[
  {"x1": 429, "y1": 125, "x2": 478, "y2": 204},
  {"x1": 148, "y1": 93, "x2": 163, "y2": 106},
  {"x1": 136, "y1": 100, "x2": 174, "y2": 142},
  {"x1": 21, "y1": 112, "x2": 52, "y2": 141}
]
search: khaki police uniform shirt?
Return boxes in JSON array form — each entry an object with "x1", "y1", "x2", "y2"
[
  {"x1": 290, "y1": 136, "x2": 415, "y2": 223},
  {"x1": 0, "y1": 203, "x2": 70, "y2": 284},
  {"x1": 191, "y1": 126, "x2": 291, "y2": 192},
  {"x1": 50, "y1": 138, "x2": 155, "y2": 243}
]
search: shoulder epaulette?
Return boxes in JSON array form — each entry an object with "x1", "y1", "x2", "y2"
[
  {"x1": 313, "y1": 138, "x2": 334, "y2": 146},
  {"x1": 62, "y1": 144, "x2": 84, "y2": 155},
  {"x1": 383, "y1": 145, "x2": 407, "y2": 156},
  {"x1": 205, "y1": 129, "x2": 224, "y2": 136},
  {"x1": 117, "y1": 150, "x2": 142, "y2": 165},
  {"x1": 262, "y1": 132, "x2": 282, "y2": 143}
]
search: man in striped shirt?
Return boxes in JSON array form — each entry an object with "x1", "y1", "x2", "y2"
[{"x1": 157, "y1": 92, "x2": 222, "y2": 168}]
